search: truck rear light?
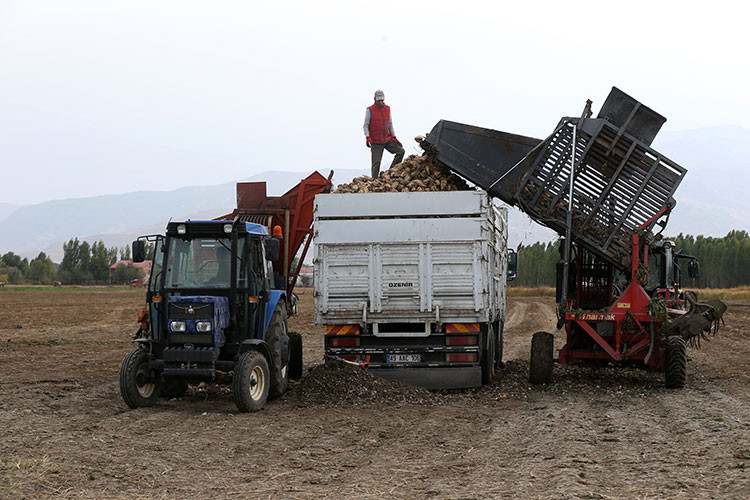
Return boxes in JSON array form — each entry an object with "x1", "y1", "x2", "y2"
[
  {"x1": 445, "y1": 335, "x2": 478, "y2": 346},
  {"x1": 446, "y1": 353, "x2": 478, "y2": 363},
  {"x1": 329, "y1": 337, "x2": 360, "y2": 347}
]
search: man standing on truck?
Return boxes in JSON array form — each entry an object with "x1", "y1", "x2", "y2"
[{"x1": 364, "y1": 89, "x2": 405, "y2": 178}]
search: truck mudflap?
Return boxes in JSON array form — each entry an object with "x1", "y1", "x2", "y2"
[{"x1": 372, "y1": 366, "x2": 481, "y2": 390}]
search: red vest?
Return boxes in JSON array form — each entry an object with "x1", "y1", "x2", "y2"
[{"x1": 368, "y1": 104, "x2": 392, "y2": 143}]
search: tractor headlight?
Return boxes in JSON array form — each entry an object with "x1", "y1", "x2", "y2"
[
  {"x1": 169, "y1": 321, "x2": 187, "y2": 332},
  {"x1": 195, "y1": 321, "x2": 212, "y2": 333}
]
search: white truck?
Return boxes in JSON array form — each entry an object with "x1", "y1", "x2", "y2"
[{"x1": 313, "y1": 190, "x2": 516, "y2": 389}]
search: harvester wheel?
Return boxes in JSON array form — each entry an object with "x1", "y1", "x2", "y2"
[
  {"x1": 120, "y1": 348, "x2": 162, "y2": 409},
  {"x1": 233, "y1": 350, "x2": 270, "y2": 412},
  {"x1": 288, "y1": 331, "x2": 303, "y2": 380},
  {"x1": 161, "y1": 379, "x2": 188, "y2": 399},
  {"x1": 265, "y1": 303, "x2": 289, "y2": 399},
  {"x1": 665, "y1": 335, "x2": 687, "y2": 389},
  {"x1": 481, "y1": 325, "x2": 496, "y2": 385},
  {"x1": 530, "y1": 331, "x2": 554, "y2": 384}
]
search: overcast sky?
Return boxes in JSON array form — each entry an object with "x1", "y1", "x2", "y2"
[{"x1": 1, "y1": 0, "x2": 748, "y2": 205}]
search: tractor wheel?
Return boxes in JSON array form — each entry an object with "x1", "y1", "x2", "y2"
[
  {"x1": 481, "y1": 325, "x2": 496, "y2": 385},
  {"x1": 120, "y1": 348, "x2": 162, "y2": 409},
  {"x1": 233, "y1": 350, "x2": 270, "y2": 412},
  {"x1": 665, "y1": 336, "x2": 687, "y2": 389},
  {"x1": 530, "y1": 331, "x2": 554, "y2": 384},
  {"x1": 265, "y1": 303, "x2": 289, "y2": 399},
  {"x1": 288, "y1": 331, "x2": 303, "y2": 380},
  {"x1": 161, "y1": 378, "x2": 188, "y2": 399}
]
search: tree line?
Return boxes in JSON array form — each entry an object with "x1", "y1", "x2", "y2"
[
  {"x1": 0, "y1": 238, "x2": 146, "y2": 286},
  {"x1": 513, "y1": 230, "x2": 750, "y2": 289}
]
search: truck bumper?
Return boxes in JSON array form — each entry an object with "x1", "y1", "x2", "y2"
[{"x1": 370, "y1": 366, "x2": 481, "y2": 390}]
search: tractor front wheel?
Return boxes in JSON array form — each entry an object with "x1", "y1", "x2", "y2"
[
  {"x1": 233, "y1": 350, "x2": 270, "y2": 412},
  {"x1": 530, "y1": 331, "x2": 554, "y2": 384},
  {"x1": 665, "y1": 336, "x2": 687, "y2": 388},
  {"x1": 120, "y1": 349, "x2": 162, "y2": 409}
]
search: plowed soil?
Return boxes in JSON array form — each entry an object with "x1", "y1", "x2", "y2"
[{"x1": 1, "y1": 288, "x2": 748, "y2": 499}]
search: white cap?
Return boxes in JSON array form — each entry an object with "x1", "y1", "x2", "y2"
[{"x1": 374, "y1": 89, "x2": 385, "y2": 101}]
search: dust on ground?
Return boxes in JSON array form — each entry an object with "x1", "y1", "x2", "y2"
[{"x1": 0, "y1": 288, "x2": 748, "y2": 499}]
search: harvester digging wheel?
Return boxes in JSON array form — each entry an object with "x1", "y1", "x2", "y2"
[
  {"x1": 119, "y1": 349, "x2": 162, "y2": 409},
  {"x1": 530, "y1": 332, "x2": 554, "y2": 384},
  {"x1": 481, "y1": 325, "x2": 496, "y2": 384},
  {"x1": 288, "y1": 331, "x2": 303, "y2": 380},
  {"x1": 233, "y1": 350, "x2": 270, "y2": 412},
  {"x1": 665, "y1": 336, "x2": 687, "y2": 388}
]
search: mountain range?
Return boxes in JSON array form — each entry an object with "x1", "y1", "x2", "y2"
[{"x1": 1, "y1": 125, "x2": 748, "y2": 262}]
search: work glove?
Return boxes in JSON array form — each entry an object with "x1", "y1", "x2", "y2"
[
  {"x1": 393, "y1": 137, "x2": 402, "y2": 146},
  {"x1": 366, "y1": 136, "x2": 371, "y2": 148}
]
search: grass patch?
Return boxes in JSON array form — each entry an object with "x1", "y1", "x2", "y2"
[
  {"x1": 508, "y1": 286, "x2": 555, "y2": 297},
  {"x1": 0, "y1": 285, "x2": 135, "y2": 292},
  {"x1": 687, "y1": 286, "x2": 750, "y2": 303}
]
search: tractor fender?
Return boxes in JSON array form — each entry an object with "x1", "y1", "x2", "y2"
[{"x1": 238, "y1": 339, "x2": 274, "y2": 372}]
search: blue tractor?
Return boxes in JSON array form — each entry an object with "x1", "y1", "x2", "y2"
[{"x1": 119, "y1": 174, "x2": 331, "y2": 412}]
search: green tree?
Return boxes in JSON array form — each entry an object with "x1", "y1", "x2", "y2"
[
  {"x1": 26, "y1": 252, "x2": 54, "y2": 284},
  {"x1": 112, "y1": 263, "x2": 143, "y2": 285}
]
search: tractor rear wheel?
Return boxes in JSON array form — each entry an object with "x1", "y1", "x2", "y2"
[
  {"x1": 665, "y1": 336, "x2": 687, "y2": 388},
  {"x1": 120, "y1": 348, "x2": 162, "y2": 409},
  {"x1": 288, "y1": 331, "x2": 303, "y2": 380},
  {"x1": 530, "y1": 331, "x2": 554, "y2": 384},
  {"x1": 233, "y1": 350, "x2": 270, "y2": 412},
  {"x1": 265, "y1": 303, "x2": 289, "y2": 399},
  {"x1": 481, "y1": 325, "x2": 496, "y2": 385}
]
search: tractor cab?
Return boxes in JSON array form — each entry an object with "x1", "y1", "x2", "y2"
[{"x1": 645, "y1": 239, "x2": 700, "y2": 304}]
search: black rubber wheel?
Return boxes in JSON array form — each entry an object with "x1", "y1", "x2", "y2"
[
  {"x1": 481, "y1": 325, "x2": 496, "y2": 385},
  {"x1": 288, "y1": 331, "x2": 303, "y2": 380},
  {"x1": 233, "y1": 350, "x2": 270, "y2": 412},
  {"x1": 161, "y1": 378, "x2": 188, "y2": 399},
  {"x1": 265, "y1": 303, "x2": 289, "y2": 399},
  {"x1": 530, "y1": 331, "x2": 554, "y2": 384},
  {"x1": 120, "y1": 348, "x2": 162, "y2": 409},
  {"x1": 495, "y1": 320, "x2": 504, "y2": 369},
  {"x1": 665, "y1": 336, "x2": 687, "y2": 389}
]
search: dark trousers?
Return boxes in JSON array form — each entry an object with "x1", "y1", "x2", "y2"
[{"x1": 370, "y1": 139, "x2": 405, "y2": 178}]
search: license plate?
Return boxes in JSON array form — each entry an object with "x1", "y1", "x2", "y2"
[{"x1": 387, "y1": 354, "x2": 421, "y2": 363}]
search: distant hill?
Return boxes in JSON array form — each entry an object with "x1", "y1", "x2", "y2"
[
  {"x1": 0, "y1": 202, "x2": 21, "y2": 224},
  {"x1": 2, "y1": 125, "x2": 748, "y2": 262}
]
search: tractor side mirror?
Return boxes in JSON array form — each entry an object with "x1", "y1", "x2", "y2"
[
  {"x1": 265, "y1": 238, "x2": 280, "y2": 262},
  {"x1": 132, "y1": 240, "x2": 146, "y2": 263},
  {"x1": 688, "y1": 259, "x2": 700, "y2": 279},
  {"x1": 507, "y1": 249, "x2": 518, "y2": 281}
]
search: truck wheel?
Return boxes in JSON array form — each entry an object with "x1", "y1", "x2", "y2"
[
  {"x1": 288, "y1": 331, "x2": 303, "y2": 380},
  {"x1": 665, "y1": 336, "x2": 687, "y2": 388},
  {"x1": 530, "y1": 331, "x2": 554, "y2": 384},
  {"x1": 495, "y1": 320, "x2": 504, "y2": 369},
  {"x1": 233, "y1": 350, "x2": 270, "y2": 412},
  {"x1": 161, "y1": 379, "x2": 188, "y2": 398},
  {"x1": 265, "y1": 303, "x2": 289, "y2": 399},
  {"x1": 120, "y1": 348, "x2": 162, "y2": 409},
  {"x1": 481, "y1": 325, "x2": 496, "y2": 385}
]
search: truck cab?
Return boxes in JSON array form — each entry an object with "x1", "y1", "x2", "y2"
[{"x1": 120, "y1": 220, "x2": 301, "y2": 412}]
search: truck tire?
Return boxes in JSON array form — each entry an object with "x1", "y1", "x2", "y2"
[
  {"x1": 288, "y1": 331, "x2": 303, "y2": 380},
  {"x1": 481, "y1": 325, "x2": 496, "y2": 385},
  {"x1": 530, "y1": 331, "x2": 554, "y2": 384},
  {"x1": 233, "y1": 350, "x2": 270, "y2": 412},
  {"x1": 161, "y1": 379, "x2": 188, "y2": 399},
  {"x1": 665, "y1": 336, "x2": 687, "y2": 389},
  {"x1": 495, "y1": 320, "x2": 504, "y2": 369},
  {"x1": 265, "y1": 303, "x2": 289, "y2": 399},
  {"x1": 120, "y1": 348, "x2": 162, "y2": 409}
]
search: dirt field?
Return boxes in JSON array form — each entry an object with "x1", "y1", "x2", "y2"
[{"x1": 1, "y1": 288, "x2": 748, "y2": 499}]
